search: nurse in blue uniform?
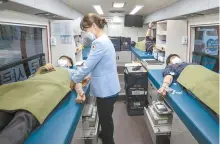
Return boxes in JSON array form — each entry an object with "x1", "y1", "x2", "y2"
[{"x1": 70, "y1": 13, "x2": 120, "y2": 144}]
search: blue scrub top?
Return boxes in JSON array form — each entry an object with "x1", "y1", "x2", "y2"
[{"x1": 69, "y1": 34, "x2": 121, "y2": 98}]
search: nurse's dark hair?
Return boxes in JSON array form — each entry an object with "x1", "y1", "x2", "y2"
[
  {"x1": 80, "y1": 13, "x2": 107, "y2": 30},
  {"x1": 59, "y1": 55, "x2": 73, "y2": 67},
  {"x1": 166, "y1": 54, "x2": 180, "y2": 65}
]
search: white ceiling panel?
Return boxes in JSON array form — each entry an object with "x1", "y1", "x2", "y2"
[{"x1": 63, "y1": 0, "x2": 178, "y2": 17}]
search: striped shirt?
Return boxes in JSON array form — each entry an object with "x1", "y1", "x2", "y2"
[
  {"x1": 146, "y1": 36, "x2": 156, "y2": 53},
  {"x1": 163, "y1": 63, "x2": 191, "y2": 81}
]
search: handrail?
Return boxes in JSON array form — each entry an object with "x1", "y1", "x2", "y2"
[{"x1": 0, "y1": 53, "x2": 45, "y2": 71}]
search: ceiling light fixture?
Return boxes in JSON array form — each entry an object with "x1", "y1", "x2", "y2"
[
  {"x1": 93, "y1": 5, "x2": 104, "y2": 15},
  {"x1": 130, "y1": 5, "x2": 144, "y2": 15},
  {"x1": 113, "y1": 2, "x2": 125, "y2": 8}
]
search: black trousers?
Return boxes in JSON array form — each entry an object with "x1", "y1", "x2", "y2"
[
  {"x1": 0, "y1": 111, "x2": 39, "y2": 144},
  {"x1": 96, "y1": 96, "x2": 117, "y2": 144}
]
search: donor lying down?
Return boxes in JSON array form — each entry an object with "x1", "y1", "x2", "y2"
[
  {"x1": 0, "y1": 63, "x2": 89, "y2": 144},
  {"x1": 158, "y1": 54, "x2": 219, "y2": 115}
]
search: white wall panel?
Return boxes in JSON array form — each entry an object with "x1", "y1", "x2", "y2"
[
  {"x1": 106, "y1": 24, "x2": 123, "y2": 37},
  {"x1": 137, "y1": 25, "x2": 148, "y2": 37},
  {"x1": 122, "y1": 27, "x2": 139, "y2": 42},
  {"x1": 50, "y1": 20, "x2": 76, "y2": 65},
  {"x1": 9, "y1": 0, "x2": 83, "y2": 19},
  {"x1": 0, "y1": 10, "x2": 49, "y2": 26},
  {"x1": 105, "y1": 24, "x2": 147, "y2": 42},
  {"x1": 144, "y1": 0, "x2": 219, "y2": 23}
]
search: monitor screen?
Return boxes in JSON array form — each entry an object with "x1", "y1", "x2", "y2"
[
  {"x1": 124, "y1": 15, "x2": 143, "y2": 27},
  {"x1": 133, "y1": 15, "x2": 143, "y2": 27},
  {"x1": 124, "y1": 15, "x2": 134, "y2": 27}
]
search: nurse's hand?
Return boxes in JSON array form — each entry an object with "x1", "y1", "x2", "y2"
[
  {"x1": 84, "y1": 76, "x2": 91, "y2": 82},
  {"x1": 157, "y1": 86, "x2": 167, "y2": 96},
  {"x1": 80, "y1": 76, "x2": 91, "y2": 87}
]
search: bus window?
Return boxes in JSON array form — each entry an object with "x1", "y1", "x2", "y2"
[
  {"x1": 194, "y1": 26, "x2": 219, "y2": 56},
  {"x1": 0, "y1": 24, "x2": 44, "y2": 66},
  {"x1": 0, "y1": 24, "x2": 47, "y2": 85}
]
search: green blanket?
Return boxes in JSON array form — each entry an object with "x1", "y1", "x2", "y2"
[
  {"x1": 135, "y1": 40, "x2": 146, "y2": 51},
  {"x1": 0, "y1": 67, "x2": 71, "y2": 123},
  {"x1": 177, "y1": 65, "x2": 219, "y2": 115}
]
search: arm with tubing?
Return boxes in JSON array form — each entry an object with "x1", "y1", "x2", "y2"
[
  {"x1": 157, "y1": 64, "x2": 175, "y2": 96},
  {"x1": 157, "y1": 62, "x2": 192, "y2": 96},
  {"x1": 157, "y1": 75, "x2": 173, "y2": 96}
]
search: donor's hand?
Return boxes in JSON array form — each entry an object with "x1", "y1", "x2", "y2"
[
  {"x1": 75, "y1": 90, "x2": 86, "y2": 104},
  {"x1": 75, "y1": 83, "x2": 86, "y2": 104},
  {"x1": 36, "y1": 63, "x2": 55, "y2": 74},
  {"x1": 157, "y1": 86, "x2": 167, "y2": 96},
  {"x1": 44, "y1": 63, "x2": 55, "y2": 71}
]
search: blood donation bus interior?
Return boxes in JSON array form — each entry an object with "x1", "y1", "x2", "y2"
[{"x1": 0, "y1": 0, "x2": 219, "y2": 144}]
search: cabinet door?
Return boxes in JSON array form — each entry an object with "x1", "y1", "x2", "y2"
[
  {"x1": 117, "y1": 51, "x2": 131, "y2": 63},
  {"x1": 148, "y1": 79, "x2": 158, "y2": 104},
  {"x1": 116, "y1": 52, "x2": 120, "y2": 62}
]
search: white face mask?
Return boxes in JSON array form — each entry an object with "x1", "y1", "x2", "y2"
[
  {"x1": 57, "y1": 59, "x2": 69, "y2": 68},
  {"x1": 171, "y1": 57, "x2": 182, "y2": 64},
  {"x1": 85, "y1": 32, "x2": 96, "y2": 41}
]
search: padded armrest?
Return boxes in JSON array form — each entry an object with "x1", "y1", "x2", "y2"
[{"x1": 131, "y1": 47, "x2": 154, "y2": 60}]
